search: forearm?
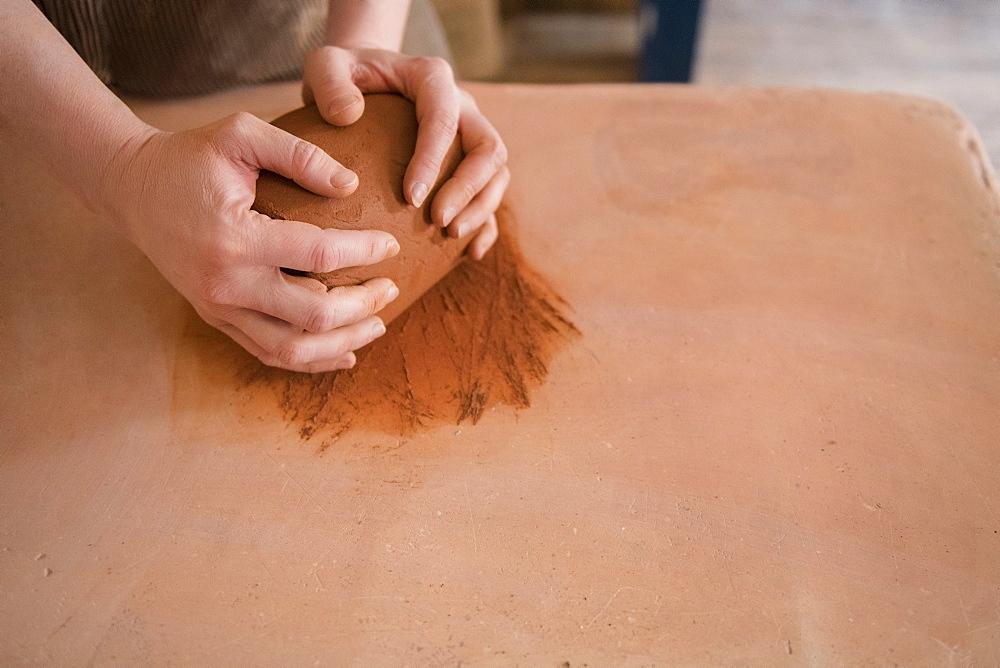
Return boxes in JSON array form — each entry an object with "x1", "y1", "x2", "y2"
[
  {"x1": 0, "y1": 0, "x2": 153, "y2": 217},
  {"x1": 325, "y1": 0, "x2": 411, "y2": 51}
]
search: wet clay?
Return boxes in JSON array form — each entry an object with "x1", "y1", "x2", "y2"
[
  {"x1": 246, "y1": 95, "x2": 578, "y2": 444},
  {"x1": 237, "y1": 205, "x2": 580, "y2": 449},
  {"x1": 252, "y1": 94, "x2": 467, "y2": 324}
]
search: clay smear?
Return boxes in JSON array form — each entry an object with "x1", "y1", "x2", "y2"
[{"x1": 237, "y1": 206, "x2": 579, "y2": 450}]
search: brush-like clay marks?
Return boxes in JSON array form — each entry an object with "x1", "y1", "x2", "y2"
[
  {"x1": 237, "y1": 206, "x2": 579, "y2": 449},
  {"x1": 243, "y1": 96, "x2": 578, "y2": 446},
  {"x1": 252, "y1": 93, "x2": 467, "y2": 324}
]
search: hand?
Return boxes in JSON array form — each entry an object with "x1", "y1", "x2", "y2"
[
  {"x1": 104, "y1": 112, "x2": 401, "y2": 372},
  {"x1": 302, "y1": 46, "x2": 508, "y2": 259}
]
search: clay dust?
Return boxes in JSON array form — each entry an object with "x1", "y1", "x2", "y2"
[{"x1": 235, "y1": 205, "x2": 579, "y2": 451}]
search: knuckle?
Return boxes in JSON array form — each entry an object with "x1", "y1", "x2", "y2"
[
  {"x1": 196, "y1": 272, "x2": 233, "y2": 305},
  {"x1": 223, "y1": 111, "x2": 257, "y2": 137},
  {"x1": 312, "y1": 44, "x2": 339, "y2": 62},
  {"x1": 413, "y1": 153, "x2": 441, "y2": 178},
  {"x1": 272, "y1": 339, "x2": 311, "y2": 368},
  {"x1": 203, "y1": 224, "x2": 255, "y2": 268},
  {"x1": 304, "y1": 302, "x2": 340, "y2": 333},
  {"x1": 458, "y1": 180, "x2": 479, "y2": 204},
  {"x1": 353, "y1": 61, "x2": 375, "y2": 83},
  {"x1": 420, "y1": 56, "x2": 454, "y2": 79},
  {"x1": 491, "y1": 139, "x2": 509, "y2": 167},
  {"x1": 427, "y1": 110, "x2": 459, "y2": 139},
  {"x1": 290, "y1": 139, "x2": 325, "y2": 176},
  {"x1": 363, "y1": 284, "x2": 383, "y2": 312},
  {"x1": 472, "y1": 137, "x2": 507, "y2": 174},
  {"x1": 203, "y1": 234, "x2": 238, "y2": 265},
  {"x1": 309, "y1": 237, "x2": 343, "y2": 273}
]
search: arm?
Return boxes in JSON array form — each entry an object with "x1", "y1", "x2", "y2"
[
  {"x1": 0, "y1": 0, "x2": 400, "y2": 373},
  {"x1": 325, "y1": 0, "x2": 410, "y2": 50},
  {"x1": 0, "y1": 1, "x2": 153, "y2": 215},
  {"x1": 303, "y1": 0, "x2": 509, "y2": 258}
]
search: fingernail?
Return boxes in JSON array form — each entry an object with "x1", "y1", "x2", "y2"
[
  {"x1": 454, "y1": 221, "x2": 468, "y2": 238},
  {"x1": 387, "y1": 284, "x2": 400, "y2": 301},
  {"x1": 331, "y1": 170, "x2": 358, "y2": 189},
  {"x1": 385, "y1": 238, "x2": 400, "y2": 256},
  {"x1": 329, "y1": 94, "x2": 360, "y2": 117},
  {"x1": 410, "y1": 182, "x2": 428, "y2": 207},
  {"x1": 441, "y1": 206, "x2": 457, "y2": 226},
  {"x1": 338, "y1": 357, "x2": 356, "y2": 370},
  {"x1": 372, "y1": 321, "x2": 386, "y2": 337}
]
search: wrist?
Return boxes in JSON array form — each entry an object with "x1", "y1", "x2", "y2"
[
  {"x1": 324, "y1": 0, "x2": 409, "y2": 53},
  {"x1": 91, "y1": 117, "x2": 160, "y2": 241}
]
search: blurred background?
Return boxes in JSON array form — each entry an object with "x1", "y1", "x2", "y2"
[{"x1": 431, "y1": 0, "x2": 1000, "y2": 167}]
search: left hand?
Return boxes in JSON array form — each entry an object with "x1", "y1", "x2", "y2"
[{"x1": 302, "y1": 46, "x2": 507, "y2": 259}]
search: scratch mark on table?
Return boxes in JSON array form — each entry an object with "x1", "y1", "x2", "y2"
[
  {"x1": 310, "y1": 546, "x2": 336, "y2": 591},
  {"x1": 46, "y1": 615, "x2": 73, "y2": 641},
  {"x1": 887, "y1": 514, "x2": 900, "y2": 580},
  {"x1": 931, "y1": 636, "x2": 958, "y2": 667},
  {"x1": 257, "y1": 557, "x2": 276, "y2": 582},
  {"x1": 464, "y1": 480, "x2": 479, "y2": 554},
  {"x1": 954, "y1": 587, "x2": 971, "y2": 629},
  {"x1": 265, "y1": 453, "x2": 327, "y2": 515},
  {"x1": 582, "y1": 586, "x2": 642, "y2": 631},
  {"x1": 945, "y1": 442, "x2": 1000, "y2": 526},
  {"x1": 964, "y1": 621, "x2": 1000, "y2": 636}
]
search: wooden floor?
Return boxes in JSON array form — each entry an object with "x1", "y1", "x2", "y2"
[{"x1": 497, "y1": 0, "x2": 1000, "y2": 168}]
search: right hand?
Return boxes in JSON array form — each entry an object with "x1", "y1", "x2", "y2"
[
  {"x1": 302, "y1": 46, "x2": 507, "y2": 259},
  {"x1": 104, "y1": 111, "x2": 400, "y2": 373}
]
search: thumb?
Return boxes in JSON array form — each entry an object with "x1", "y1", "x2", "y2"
[
  {"x1": 235, "y1": 113, "x2": 358, "y2": 198},
  {"x1": 303, "y1": 46, "x2": 366, "y2": 126}
]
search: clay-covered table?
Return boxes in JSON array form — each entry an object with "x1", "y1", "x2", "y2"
[{"x1": 2, "y1": 82, "x2": 998, "y2": 664}]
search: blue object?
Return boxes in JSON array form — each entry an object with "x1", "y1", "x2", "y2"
[{"x1": 639, "y1": 0, "x2": 704, "y2": 83}]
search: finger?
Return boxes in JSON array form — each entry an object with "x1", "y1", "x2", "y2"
[
  {"x1": 303, "y1": 46, "x2": 366, "y2": 126},
  {"x1": 228, "y1": 309, "x2": 387, "y2": 370},
  {"x1": 246, "y1": 215, "x2": 399, "y2": 272},
  {"x1": 300, "y1": 351, "x2": 358, "y2": 374},
  {"x1": 402, "y1": 57, "x2": 460, "y2": 208},
  {"x1": 218, "y1": 320, "x2": 357, "y2": 373},
  {"x1": 468, "y1": 213, "x2": 499, "y2": 261},
  {"x1": 237, "y1": 272, "x2": 399, "y2": 334},
  {"x1": 232, "y1": 113, "x2": 358, "y2": 197},
  {"x1": 432, "y1": 103, "x2": 508, "y2": 227},
  {"x1": 448, "y1": 165, "x2": 510, "y2": 240}
]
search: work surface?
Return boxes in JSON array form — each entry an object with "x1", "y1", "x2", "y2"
[{"x1": 2, "y1": 82, "x2": 999, "y2": 664}]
